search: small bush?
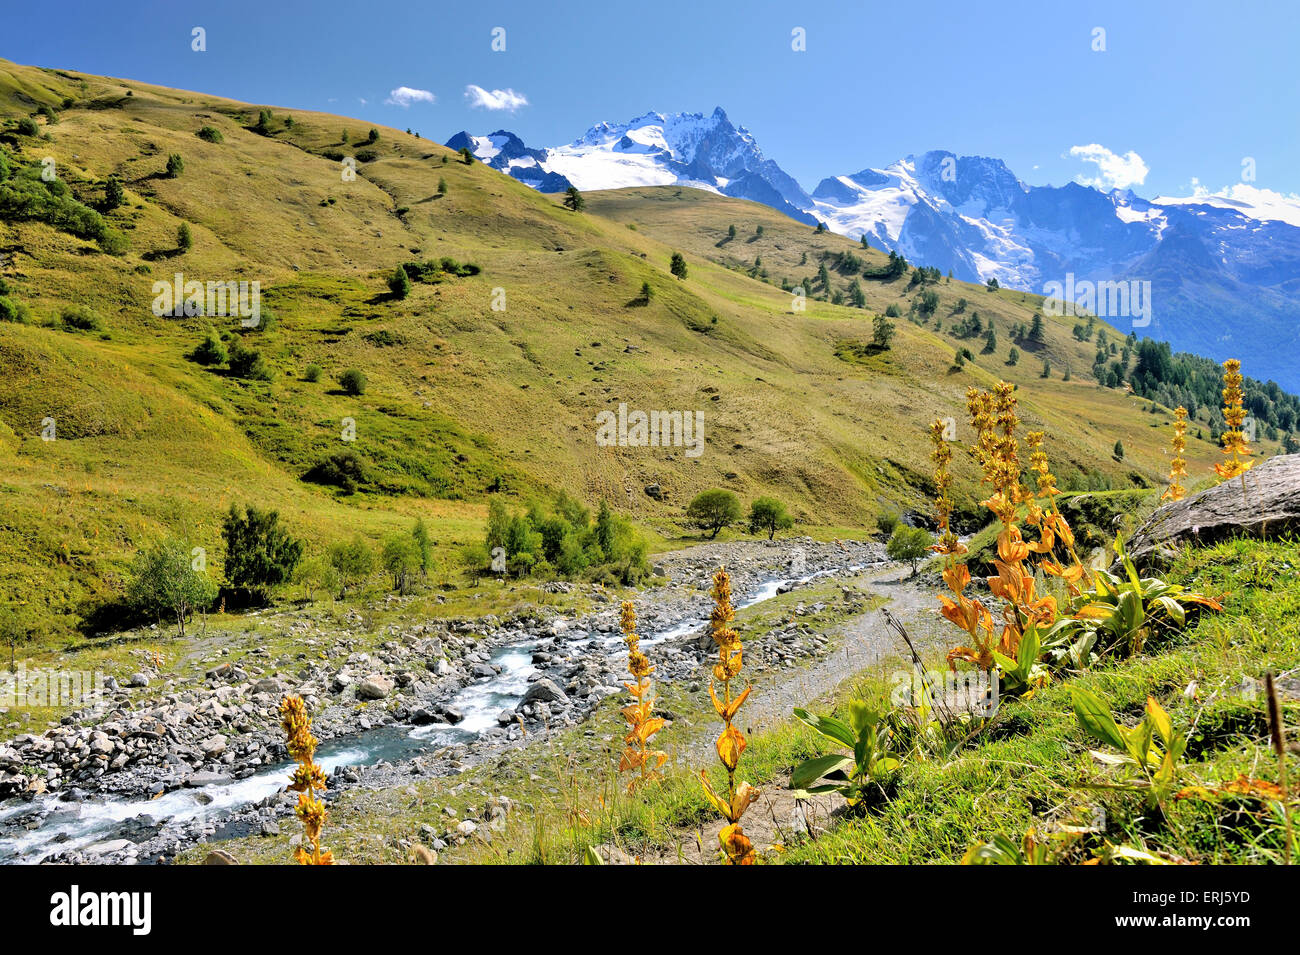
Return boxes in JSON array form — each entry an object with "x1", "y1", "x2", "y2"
[
  {"x1": 304, "y1": 363, "x2": 323, "y2": 382},
  {"x1": 191, "y1": 330, "x2": 227, "y2": 365},
  {"x1": 60, "y1": 304, "x2": 103, "y2": 331},
  {"x1": 228, "y1": 340, "x2": 272, "y2": 380},
  {"x1": 196, "y1": 126, "x2": 223, "y2": 143},
  {"x1": 339, "y1": 368, "x2": 366, "y2": 395},
  {"x1": 16, "y1": 118, "x2": 39, "y2": 136}
]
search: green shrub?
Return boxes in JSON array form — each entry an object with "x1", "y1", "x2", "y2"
[
  {"x1": 60, "y1": 304, "x2": 103, "y2": 331},
  {"x1": 483, "y1": 495, "x2": 649, "y2": 583},
  {"x1": 221, "y1": 503, "x2": 304, "y2": 602},
  {"x1": 166, "y1": 153, "x2": 184, "y2": 177},
  {"x1": 304, "y1": 363, "x2": 323, "y2": 382},
  {"x1": 304, "y1": 449, "x2": 369, "y2": 494},
  {"x1": 16, "y1": 118, "x2": 38, "y2": 136},
  {"x1": 191, "y1": 330, "x2": 227, "y2": 365},
  {"x1": 228, "y1": 340, "x2": 272, "y2": 380},
  {"x1": 0, "y1": 297, "x2": 30, "y2": 324},
  {"x1": 339, "y1": 368, "x2": 366, "y2": 395},
  {"x1": 196, "y1": 126, "x2": 223, "y2": 143},
  {"x1": 387, "y1": 265, "x2": 410, "y2": 299}
]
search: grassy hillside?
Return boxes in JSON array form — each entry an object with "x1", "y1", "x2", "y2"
[{"x1": 0, "y1": 58, "x2": 1274, "y2": 640}]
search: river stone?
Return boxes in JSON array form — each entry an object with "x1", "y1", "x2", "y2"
[
  {"x1": 199, "y1": 735, "x2": 227, "y2": 757},
  {"x1": 185, "y1": 771, "x2": 232, "y2": 787},
  {"x1": 521, "y1": 678, "x2": 567, "y2": 705},
  {"x1": 252, "y1": 678, "x2": 283, "y2": 696},
  {"x1": 356, "y1": 675, "x2": 393, "y2": 700},
  {"x1": 128, "y1": 672, "x2": 150, "y2": 688},
  {"x1": 1126, "y1": 453, "x2": 1300, "y2": 567},
  {"x1": 85, "y1": 838, "x2": 132, "y2": 855}
]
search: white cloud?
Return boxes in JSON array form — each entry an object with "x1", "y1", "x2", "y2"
[
  {"x1": 1068, "y1": 144, "x2": 1149, "y2": 191},
  {"x1": 464, "y1": 85, "x2": 528, "y2": 111},
  {"x1": 385, "y1": 87, "x2": 435, "y2": 108}
]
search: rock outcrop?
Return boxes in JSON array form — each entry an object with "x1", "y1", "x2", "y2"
[{"x1": 1127, "y1": 453, "x2": 1300, "y2": 566}]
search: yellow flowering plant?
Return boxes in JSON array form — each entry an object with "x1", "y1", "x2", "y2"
[
  {"x1": 1214, "y1": 359, "x2": 1253, "y2": 483},
  {"x1": 700, "y1": 567, "x2": 758, "y2": 864},
  {"x1": 1162, "y1": 406, "x2": 1189, "y2": 502},
  {"x1": 618, "y1": 600, "x2": 667, "y2": 790},
  {"x1": 280, "y1": 694, "x2": 335, "y2": 865}
]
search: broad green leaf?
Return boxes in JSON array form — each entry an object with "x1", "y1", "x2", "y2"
[
  {"x1": 793, "y1": 708, "x2": 856, "y2": 748},
  {"x1": 791, "y1": 753, "x2": 853, "y2": 790},
  {"x1": 1072, "y1": 687, "x2": 1128, "y2": 751}
]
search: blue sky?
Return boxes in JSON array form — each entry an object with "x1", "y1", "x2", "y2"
[{"x1": 4, "y1": 0, "x2": 1297, "y2": 198}]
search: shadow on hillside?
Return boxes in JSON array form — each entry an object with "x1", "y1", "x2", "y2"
[{"x1": 142, "y1": 247, "x2": 186, "y2": 262}]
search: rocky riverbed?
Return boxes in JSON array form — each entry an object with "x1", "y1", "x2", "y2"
[{"x1": 0, "y1": 537, "x2": 884, "y2": 864}]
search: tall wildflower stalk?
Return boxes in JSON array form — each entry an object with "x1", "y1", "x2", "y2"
[
  {"x1": 945, "y1": 385, "x2": 1061, "y2": 668},
  {"x1": 700, "y1": 567, "x2": 758, "y2": 864},
  {"x1": 280, "y1": 694, "x2": 334, "y2": 865},
  {"x1": 1162, "y1": 407, "x2": 1189, "y2": 502},
  {"x1": 618, "y1": 600, "x2": 667, "y2": 790},
  {"x1": 1215, "y1": 359, "x2": 1253, "y2": 485},
  {"x1": 1265, "y1": 673, "x2": 1293, "y2": 865}
]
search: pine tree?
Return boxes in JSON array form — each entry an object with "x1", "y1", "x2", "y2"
[
  {"x1": 670, "y1": 251, "x2": 688, "y2": 279},
  {"x1": 563, "y1": 186, "x2": 585, "y2": 211}
]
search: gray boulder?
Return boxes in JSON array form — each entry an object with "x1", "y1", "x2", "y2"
[
  {"x1": 356, "y1": 675, "x2": 393, "y2": 700},
  {"x1": 521, "y1": 677, "x2": 568, "y2": 705},
  {"x1": 1126, "y1": 453, "x2": 1300, "y2": 567}
]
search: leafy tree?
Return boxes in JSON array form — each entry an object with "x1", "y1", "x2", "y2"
[
  {"x1": 382, "y1": 534, "x2": 421, "y2": 594},
  {"x1": 103, "y1": 175, "x2": 124, "y2": 211},
  {"x1": 885, "y1": 525, "x2": 932, "y2": 577},
  {"x1": 367, "y1": 128, "x2": 379, "y2": 144},
  {"x1": 388, "y1": 264, "x2": 410, "y2": 299},
  {"x1": 727, "y1": 224, "x2": 737, "y2": 240},
  {"x1": 563, "y1": 186, "x2": 585, "y2": 211},
  {"x1": 126, "y1": 538, "x2": 217, "y2": 635},
  {"x1": 459, "y1": 146, "x2": 473, "y2": 164},
  {"x1": 177, "y1": 222, "x2": 192, "y2": 252},
  {"x1": 640, "y1": 280, "x2": 653, "y2": 302},
  {"x1": 293, "y1": 556, "x2": 340, "y2": 604},
  {"x1": 872, "y1": 312, "x2": 896, "y2": 349},
  {"x1": 686, "y1": 489, "x2": 743, "y2": 539},
  {"x1": 670, "y1": 251, "x2": 688, "y2": 279},
  {"x1": 0, "y1": 604, "x2": 35, "y2": 672},
  {"x1": 1008, "y1": 346, "x2": 1020, "y2": 365},
  {"x1": 165, "y1": 153, "x2": 184, "y2": 178},
  {"x1": 411, "y1": 518, "x2": 432, "y2": 576},
  {"x1": 221, "y1": 504, "x2": 304, "y2": 602},
  {"x1": 327, "y1": 536, "x2": 375, "y2": 596},
  {"x1": 437, "y1": 177, "x2": 447, "y2": 195},
  {"x1": 1113, "y1": 440, "x2": 1125, "y2": 460},
  {"x1": 339, "y1": 368, "x2": 367, "y2": 395},
  {"x1": 748, "y1": 497, "x2": 794, "y2": 540}
]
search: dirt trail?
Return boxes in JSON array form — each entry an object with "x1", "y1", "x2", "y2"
[{"x1": 637, "y1": 563, "x2": 950, "y2": 864}]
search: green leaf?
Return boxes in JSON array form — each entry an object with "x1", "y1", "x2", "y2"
[
  {"x1": 793, "y1": 708, "x2": 857, "y2": 749},
  {"x1": 1072, "y1": 687, "x2": 1128, "y2": 751},
  {"x1": 791, "y1": 753, "x2": 853, "y2": 790}
]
